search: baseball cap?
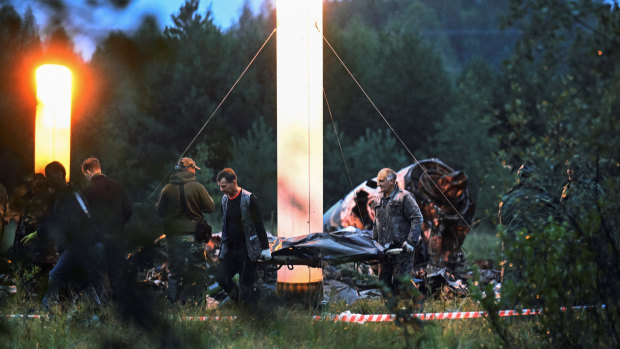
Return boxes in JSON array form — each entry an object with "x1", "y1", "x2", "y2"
[{"x1": 176, "y1": 157, "x2": 201, "y2": 170}]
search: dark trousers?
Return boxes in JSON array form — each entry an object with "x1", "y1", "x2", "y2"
[
  {"x1": 43, "y1": 245, "x2": 101, "y2": 305},
  {"x1": 215, "y1": 247, "x2": 257, "y2": 303},
  {"x1": 94, "y1": 241, "x2": 128, "y2": 302}
]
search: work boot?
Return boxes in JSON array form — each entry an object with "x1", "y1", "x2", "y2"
[
  {"x1": 218, "y1": 287, "x2": 240, "y2": 308},
  {"x1": 166, "y1": 276, "x2": 182, "y2": 305},
  {"x1": 41, "y1": 293, "x2": 61, "y2": 312},
  {"x1": 217, "y1": 296, "x2": 234, "y2": 309},
  {"x1": 87, "y1": 285, "x2": 102, "y2": 306},
  {"x1": 41, "y1": 296, "x2": 51, "y2": 312},
  {"x1": 41, "y1": 277, "x2": 60, "y2": 311}
]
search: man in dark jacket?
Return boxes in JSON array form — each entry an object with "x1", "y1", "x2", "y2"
[
  {"x1": 39, "y1": 161, "x2": 101, "y2": 309},
  {"x1": 156, "y1": 157, "x2": 214, "y2": 303},
  {"x1": 82, "y1": 157, "x2": 133, "y2": 301},
  {"x1": 371, "y1": 168, "x2": 423, "y2": 300},
  {"x1": 215, "y1": 168, "x2": 270, "y2": 305}
]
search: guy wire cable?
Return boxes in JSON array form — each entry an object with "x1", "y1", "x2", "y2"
[
  {"x1": 323, "y1": 88, "x2": 367, "y2": 224},
  {"x1": 145, "y1": 27, "x2": 277, "y2": 203},
  {"x1": 317, "y1": 23, "x2": 474, "y2": 232}
]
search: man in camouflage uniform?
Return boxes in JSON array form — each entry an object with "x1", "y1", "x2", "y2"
[
  {"x1": 498, "y1": 165, "x2": 558, "y2": 235},
  {"x1": 560, "y1": 155, "x2": 605, "y2": 223},
  {"x1": 156, "y1": 157, "x2": 214, "y2": 304},
  {"x1": 498, "y1": 164, "x2": 558, "y2": 282},
  {"x1": 371, "y1": 168, "x2": 423, "y2": 299},
  {"x1": 7, "y1": 174, "x2": 59, "y2": 296}
]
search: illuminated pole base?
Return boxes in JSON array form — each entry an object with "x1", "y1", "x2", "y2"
[{"x1": 276, "y1": 281, "x2": 323, "y2": 306}]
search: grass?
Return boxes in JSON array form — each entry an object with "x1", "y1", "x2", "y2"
[
  {"x1": 0, "y1": 228, "x2": 537, "y2": 348},
  {"x1": 462, "y1": 226, "x2": 502, "y2": 266},
  {"x1": 2, "y1": 295, "x2": 530, "y2": 349}
]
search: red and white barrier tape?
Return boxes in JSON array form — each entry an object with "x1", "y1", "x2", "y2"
[
  {"x1": 3, "y1": 305, "x2": 602, "y2": 322},
  {"x1": 312, "y1": 306, "x2": 600, "y2": 323},
  {"x1": 3, "y1": 314, "x2": 49, "y2": 319},
  {"x1": 312, "y1": 309, "x2": 542, "y2": 323},
  {"x1": 182, "y1": 316, "x2": 237, "y2": 321}
]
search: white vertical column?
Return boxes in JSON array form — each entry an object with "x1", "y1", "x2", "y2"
[
  {"x1": 35, "y1": 64, "x2": 72, "y2": 180},
  {"x1": 276, "y1": 0, "x2": 323, "y2": 285}
]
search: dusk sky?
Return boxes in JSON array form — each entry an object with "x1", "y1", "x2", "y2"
[{"x1": 7, "y1": 0, "x2": 268, "y2": 60}]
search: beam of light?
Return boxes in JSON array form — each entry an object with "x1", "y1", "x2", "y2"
[
  {"x1": 276, "y1": 0, "x2": 324, "y2": 286},
  {"x1": 35, "y1": 64, "x2": 72, "y2": 180}
]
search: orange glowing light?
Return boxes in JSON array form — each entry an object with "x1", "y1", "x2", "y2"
[
  {"x1": 276, "y1": 0, "x2": 323, "y2": 285},
  {"x1": 34, "y1": 64, "x2": 72, "y2": 180}
]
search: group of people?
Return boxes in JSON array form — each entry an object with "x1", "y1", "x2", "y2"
[
  {"x1": 155, "y1": 158, "x2": 271, "y2": 305},
  {"x1": 6, "y1": 158, "x2": 133, "y2": 308},
  {"x1": 497, "y1": 155, "x2": 610, "y2": 284},
  {"x1": 157, "y1": 163, "x2": 425, "y2": 306},
  {"x1": 0, "y1": 156, "x2": 276, "y2": 308},
  {"x1": 1, "y1": 158, "x2": 426, "y2": 309}
]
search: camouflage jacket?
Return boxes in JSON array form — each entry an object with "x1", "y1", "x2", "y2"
[
  {"x1": 498, "y1": 182, "x2": 558, "y2": 237},
  {"x1": 371, "y1": 185, "x2": 423, "y2": 246},
  {"x1": 560, "y1": 179, "x2": 605, "y2": 221}
]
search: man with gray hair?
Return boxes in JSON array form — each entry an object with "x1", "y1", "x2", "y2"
[{"x1": 372, "y1": 168, "x2": 423, "y2": 301}]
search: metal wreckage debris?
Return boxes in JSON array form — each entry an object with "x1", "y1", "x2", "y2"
[
  {"x1": 319, "y1": 158, "x2": 500, "y2": 300},
  {"x1": 131, "y1": 159, "x2": 499, "y2": 305},
  {"x1": 323, "y1": 158, "x2": 475, "y2": 270}
]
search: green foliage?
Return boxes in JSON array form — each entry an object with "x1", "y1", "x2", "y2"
[
  {"x1": 487, "y1": 151, "x2": 619, "y2": 346},
  {"x1": 325, "y1": 0, "x2": 514, "y2": 72},
  {"x1": 0, "y1": 5, "x2": 40, "y2": 189},
  {"x1": 462, "y1": 227, "x2": 502, "y2": 263},
  {"x1": 491, "y1": 213, "x2": 619, "y2": 347},
  {"x1": 492, "y1": 0, "x2": 619, "y2": 184},
  {"x1": 416, "y1": 0, "x2": 516, "y2": 71},
  {"x1": 191, "y1": 142, "x2": 222, "y2": 228},
  {"x1": 469, "y1": 1, "x2": 620, "y2": 345},
  {"x1": 228, "y1": 117, "x2": 277, "y2": 224},
  {"x1": 324, "y1": 125, "x2": 409, "y2": 207},
  {"x1": 323, "y1": 121, "x2": 353, "y2": 207},
  {"x1": 222, "y1": 1, "x2": 277, "y2": 133},
  {"x1": 432, "y1": 58, "x2": 513, "y2": 226},
  {"x1": 85, "y1": 20, "x2": 175, "y2": 200},
  {"x1": 324, "y1": 8, "x2": 454, "y2": 154}
]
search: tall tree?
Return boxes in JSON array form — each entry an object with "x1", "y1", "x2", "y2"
[
  {"x1": 86, "y1": 17, "x2": 172, "y2": 199},
  {"x1": 221, "y1": 1, "x2": 276, "y2": 134},
  {"x1": 477, "y1": 1, "x2": 620, "y2": 346},
  {"x1": 432, "y1": 58, "x2": 512, "y2": 225},
  {"x1": 0, "y1": 5, "x2": 41, "y2": 189},
  {"x1": 491, "y1": 0, "x2": 619, "y2": 183}
]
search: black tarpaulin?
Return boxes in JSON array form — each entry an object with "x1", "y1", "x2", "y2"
[{"x1": 269, "y1": 227, "x2": 385, "y2": 267}]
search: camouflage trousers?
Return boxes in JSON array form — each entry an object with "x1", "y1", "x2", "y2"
[
  {"x1": 378, "y1": 251, "x2": 414, "y2": 297},
  {"x1": 165, "y1": 235, "x2": 208, "y2": 303}
]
